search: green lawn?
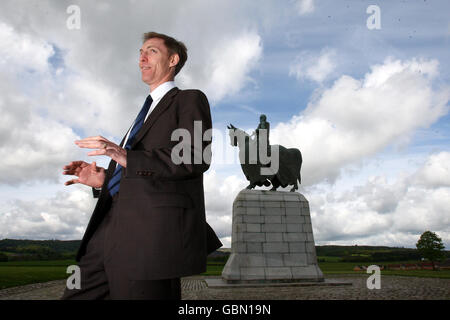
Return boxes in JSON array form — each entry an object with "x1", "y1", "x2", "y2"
[
  {"x1": 1, "y1": 258, "x2": 449, "y2": 290},
  {"x1": 0, "y1": 259, "x2": 76, "y2": 267},
  {"x1": 202, "y1": 259, "x2": 450, "y2": 279},
  {"x1": 0, "y1": 259, "x2": 78, "y2": 289},
  {"x1": 0, "y1": 265, "x2": 71, "y2": 289},
  {"x1": 318, "y1": 260, "x2": 450, "y2": 279},
  {"x1": 0, "y1": 260, "x2": 224, "y2": 289},
  {"x1": 201, "y1": 263, "x2": 226, "y2": 276}
]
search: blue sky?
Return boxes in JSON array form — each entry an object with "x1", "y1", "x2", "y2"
[
  {"x1": 220, "y1": 1, "x2": 449, "y2": 124},
  {"x1": 0, "y1": 0, "x2": 449, "y2": 248}
]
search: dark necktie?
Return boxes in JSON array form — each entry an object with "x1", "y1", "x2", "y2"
[{"x1": 107, "y1": 95, "x2": 153, "y2": 196}]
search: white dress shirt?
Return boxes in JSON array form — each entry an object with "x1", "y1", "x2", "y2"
[{"x1": 122, "y1": 81, "x2": 176, "y2": 148}]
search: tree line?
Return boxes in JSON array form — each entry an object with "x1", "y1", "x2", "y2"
[{"x1": 0, "y1": 239, "x2": 80, "y2": 261}]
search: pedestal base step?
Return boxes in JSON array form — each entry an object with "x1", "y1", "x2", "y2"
[{"x1": 205, "y1": 278, "x2": 352, "y2": 289}]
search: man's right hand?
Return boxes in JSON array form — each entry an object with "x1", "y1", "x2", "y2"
[{"x1": 63, "y1": 161, "x2": 105, "y2": 188}]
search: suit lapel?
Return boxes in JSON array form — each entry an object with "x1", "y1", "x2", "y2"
[
  {"x1": 105, "y1": 158, "x2": 117, "y2": 181},
  {"x1": 131, "y1": 87, "x2": 179, "y2": 149}
]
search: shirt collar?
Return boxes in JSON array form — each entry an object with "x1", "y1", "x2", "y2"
[{"x1": 149, "y1": 81, "x2": 176, "y2": 102}]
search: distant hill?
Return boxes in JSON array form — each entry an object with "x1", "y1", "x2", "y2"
[
  {"x1": 0, "y1": 239, "x2": 81, "y2": 261},
  {"x1": 0, "y1": 238, "x2": 81, "y2": 253},
  {"x1": 212, "y1": 245, "x2": 450, "y2": 263},
  {"x1": 1, "y1": 239, "x2": 448, "y2": 262},
  {"x1": 316, "y1": 245, "x2": 418, "y2": 257},
  {"x1": 316, "y1": 245, "x2": 450, "y2": 262}
]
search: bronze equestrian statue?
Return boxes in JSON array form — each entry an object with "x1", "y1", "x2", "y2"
[{"x1": 227, "y1": 116, "x2": 302, "y2": 192}]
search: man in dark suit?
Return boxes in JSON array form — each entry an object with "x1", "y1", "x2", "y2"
[{"x1": 61, "y1": 32, "x2": 222, "y2": 299}]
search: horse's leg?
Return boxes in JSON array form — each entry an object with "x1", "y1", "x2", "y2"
[
  {"x1": 270, "y1": 176, "x2": 280, "y2": 191},
  {"x1": 290, "y1": 180, "x2": 298, "y2": 192},
  {"x1": 246, "y1": 182, "x2": 255, "y2": 190}
]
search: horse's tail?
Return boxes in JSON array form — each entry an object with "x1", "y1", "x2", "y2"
[
  {"x1": 286, "y1": 148, "x2": 302, "y2": 185},
  {"x1": 297, "y1": 149, "x2": 302, "y2": 185}
]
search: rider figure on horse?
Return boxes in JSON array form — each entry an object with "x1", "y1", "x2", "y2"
[{"x1": 252, "y1": 114, "x2": 271, "y2": 162}]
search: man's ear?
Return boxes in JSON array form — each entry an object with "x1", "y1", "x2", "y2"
[{"x1": 169, "y1": 53, "x2": 180, "y2": 69}]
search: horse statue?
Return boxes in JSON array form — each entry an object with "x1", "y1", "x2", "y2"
[{"x1": 227, "y1": 123, "x2": 302, "y2": 192}]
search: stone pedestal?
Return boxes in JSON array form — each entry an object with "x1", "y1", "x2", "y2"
[{"x1": 222, "y1": 189, "x2": 324, "y2": 283}]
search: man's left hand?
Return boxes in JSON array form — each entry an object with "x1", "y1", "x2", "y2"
[{"x1": 75, "y1": 136, "x2": 127, "y2": 167}]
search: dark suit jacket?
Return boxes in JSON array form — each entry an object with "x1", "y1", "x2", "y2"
[{"x1": 76, "y1": 87, "x2": 222, "y2": 280}]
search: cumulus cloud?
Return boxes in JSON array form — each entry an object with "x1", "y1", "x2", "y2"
[
  {"x1": 0, "y1": 110, "x2": 81, "y2": 185},
  {"x1": 178, "y1": 32, "x2": 263, "y2": 102},
  {"x1": 204, "y1": 169, "x2": 248, "y2": 248},
  {"x1": 0, "y1": 1, "x2": 448, "y2": 251},
  {"x1": 0, "y1": 0, "x2": 266, "y2": 110},
  {"x1": 0, "y1": 1, "x2": 266, "y2": 185},
  {"x1": 3, "y1": 153, "x2": 448, "y2": 248},
  {"x1": 0, "y1": 22, "x2": 54, "y2": 74},
  {"x1": 0, "y1": 165, "x2": 248, "y2": 246},
  {"x1": 0, "y1": 0, "x2": 267, "y2": 244},
  {"x1": 0, "y1": 24, "x2": 81, "y2": 185},
  {"x1": 274, "y1": 57, "x2": 450, "y2": 185},
  {"x1": 0, "y1": 188, "x2": 95, "y2": 240},
  {"x1": 412, "y1": 152, "x2": 450, "y2": 188},
  {"x1": 289, "y1": 47, "x2": 337, "y2": 83},
  {"x1": 309, "y1": 151, "x2": 450, "y2": 248}
]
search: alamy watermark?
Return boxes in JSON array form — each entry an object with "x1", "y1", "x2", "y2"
[
  {"x1": 170, "y1": 121, "x2": 280, "y2": 175},
  {"x1": 66, "y1": 5, "x2": 81, "y2": 30},
  {"x1": 66, "y1": 265, "x2": 81, "y2": 289},
  {"x1": 366, "y1": 5, "x2": 381, "y2": 30},
  {"x1": 366, "y1": 265, "x2": 381, "y2": 289}
]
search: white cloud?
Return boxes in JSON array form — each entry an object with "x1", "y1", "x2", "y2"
[
  {"x1": 412, "y1": 152, "x2": 450, "y2": 188},
  {"x1": 295, "y1": 0, "x2": 315, "y2": 15},
  {"x1": 179, "y1": 32, "x2": 263, "y2": 103},
  {"x1": 309, "y1": 152, "x2": 450, "y2": 248},
  {"x1": 0, "y1": 1, "x2": 267, "y2": 185},
  {"x1": 289, "y1": 48, "x2": 336, "y2": 83},
  {"x1": 43, "y1": 73, "x2": 129, "y2": 138},
  {"x1": 0, "y1": 22, "x2": 54, "y2": 74},
  {"x1": 0, "y1": 0, "x2": 267, "y2": 243},
  {"x1": 0, "y1": 1, "x2": 448, "y2": 251},
  {"x1": 204, "y1": 169, "x2": 247, "y2": 247},
  {"x1": 0, "y1": 1, "x2": 266, "y2": 112},
  {"x1": 0, "y1": 25, "x2": 80, "y2": 185},
  {"x1": 0, "y1": 188, "x2": 95, "y2": 240},
  {"x1": 202, "y1": 56, "x2": 450, "y2": 249},
  {"x1": 2, "y1": 153, "x2": 448, "y2": 248},
  {"x1": 275, "y1": 57, "x2": 450, "y2": 185},
  {"x1": 0, "y1": 111, "x2": 80, "y2": 185}
]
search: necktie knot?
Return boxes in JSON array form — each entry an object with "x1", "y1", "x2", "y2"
[{"x1": 145, "y1": 94, "x2": 153, "y2": 105}]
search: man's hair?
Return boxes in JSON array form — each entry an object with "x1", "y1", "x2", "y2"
[{"x1": 142, "y1": 32, "x2": 188, "y2": 76}]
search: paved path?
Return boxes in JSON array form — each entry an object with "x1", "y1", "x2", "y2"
[{"x1": 0, "y1": 275, "x2": 448, "y2": 300}]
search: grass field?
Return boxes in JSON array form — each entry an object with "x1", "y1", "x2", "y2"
[
  {"x1": 0, "y1": 261, "x2": 73, "y2": 290},
  {"x1": 1, "y1": 258, "x2": 449, "y2": 290},
  {"x1": 318, "y1": 259, "x2": 450, "y2": 279}
]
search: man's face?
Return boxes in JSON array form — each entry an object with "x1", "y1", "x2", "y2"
[{"x1": 139, "y1": 37, "x2": 177, "y2": 88}]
